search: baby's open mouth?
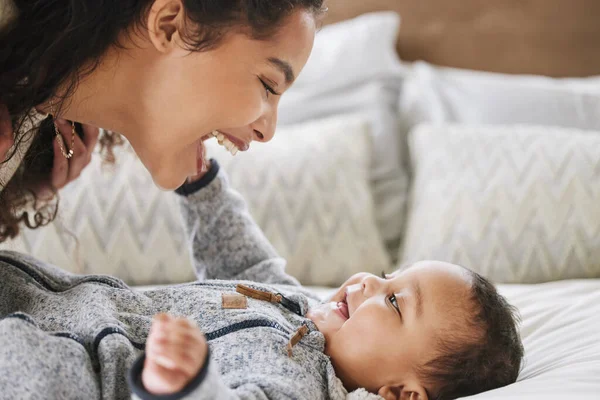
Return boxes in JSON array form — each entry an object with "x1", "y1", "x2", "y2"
[{"x1": 336, "y1": 295, "x2": 350, "y2": 320}]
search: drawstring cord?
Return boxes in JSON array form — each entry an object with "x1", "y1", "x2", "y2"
[{"x1": 234, "y1": 284, "x2": 308, "y2": 357}]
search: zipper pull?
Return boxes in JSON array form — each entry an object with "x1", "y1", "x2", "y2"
[
  {"x1": 277, "y1": 293, "x2": 302, "y2": 316},
  {"x1": 236, "y1": 284, "x2": 282, "y2": 303},
  {"x1": 287, "y1": 325, "x2": 309, "y2": 357},
  {"x1": 236, "y1": 284, "x2": 303, "y2": 316}
]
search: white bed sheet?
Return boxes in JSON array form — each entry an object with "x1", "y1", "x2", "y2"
[
  {"x1": 467, "y1": 280, "x2": 600, "y2": 400},
  {"x1": 136, "y1": 279, "x2": 600, "y2": 399}
]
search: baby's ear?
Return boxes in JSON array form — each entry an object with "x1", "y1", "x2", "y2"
[{"x1": 377, "y1": 385, "x2": 428, "y2": 400}]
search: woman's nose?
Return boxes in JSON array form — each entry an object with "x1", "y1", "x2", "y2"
[{"x1": 251, "y1": 108, "x2": 277, "y2": 143}]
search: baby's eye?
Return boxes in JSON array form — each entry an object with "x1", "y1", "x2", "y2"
[{"x1": 388, "y1": 294, "x2": 401, "y2": 315}]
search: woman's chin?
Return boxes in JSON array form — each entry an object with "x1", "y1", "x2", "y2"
[
  {"x1": 153, "y1": 175, "x2": 187, "y2": 192},
  {"x1": 149, "y1": 163, "x2": 190, "y2": 192}
]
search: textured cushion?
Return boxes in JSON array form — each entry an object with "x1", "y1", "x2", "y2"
[
  {"x1": 1, "y1": 116, "x2": 391, "y2": 287},
  {"x1": 400, "y1": 124, "x2": 600, "y2": 283},
  {"x1": 207, "y1": 116, "x2": 391, "y2": 286},
  {"x1": 278, "y1": 12, "x2": 407, "y2": 257},
  {"x1": 397, "y1": 62, "x2": 600, "y2": 258}
]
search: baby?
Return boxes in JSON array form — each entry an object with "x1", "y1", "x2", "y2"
[{"x1": 128, "y1": 160, "x2": 524, "y2": 400}]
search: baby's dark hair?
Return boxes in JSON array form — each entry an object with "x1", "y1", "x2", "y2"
[{"x1": 417, "y1": 269, "x2": 524, "y2": 400}]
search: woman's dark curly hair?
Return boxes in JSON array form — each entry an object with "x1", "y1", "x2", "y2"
[{"x1": 0, "y1": 0, "x2": 325, "y2": 242}]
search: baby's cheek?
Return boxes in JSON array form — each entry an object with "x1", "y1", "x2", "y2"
[{"x1": 345, "y1": 308, "x2": 390, "y2": 347}]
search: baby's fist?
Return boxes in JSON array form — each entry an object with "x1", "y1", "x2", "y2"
[{"x1": 142, "y1": 313, "x2": 208, "y2": 395}]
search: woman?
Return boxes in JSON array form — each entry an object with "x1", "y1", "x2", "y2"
[
  {"x1": 0, "y1": 0, "x2": 321, "y2": 240},
  {"x1": 0, "y1": 0, "x2": 324, "y2": 398}
]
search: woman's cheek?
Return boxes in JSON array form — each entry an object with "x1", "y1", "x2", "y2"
[{"x1": 228, "y1": 90, "x2": 264, "y2": 127}]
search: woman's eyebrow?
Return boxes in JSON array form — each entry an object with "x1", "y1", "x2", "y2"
[{"x1": 268, "y1": 57, "x2": 295, "y2": 84}]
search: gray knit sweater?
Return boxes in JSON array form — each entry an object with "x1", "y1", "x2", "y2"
[{"x1": 0, "y1": 161, "x2": 379, "y2": 400}]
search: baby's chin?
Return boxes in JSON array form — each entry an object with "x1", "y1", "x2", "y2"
[{"x1": 307, "y1": 301, "x2": 347, "y2": 341}]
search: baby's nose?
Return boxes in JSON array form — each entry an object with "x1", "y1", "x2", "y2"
[
  {"x1": 346, "y1": 283, "x2": 363, "y2": 297},
  {"x1": 361, "y1": 274, "x2": 387, "y2": 296}
]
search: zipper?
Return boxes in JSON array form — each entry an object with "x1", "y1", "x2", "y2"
[
  {"x1": 204, "y1": 319, "x2": 290, "y2": 342},
  {"x1": 204, "y1": 319, "x2": 314, "y2": 358}
]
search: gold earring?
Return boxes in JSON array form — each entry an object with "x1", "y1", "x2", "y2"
[{"x1": 49, "y1": 101, "x2": 75, "y2": 159}]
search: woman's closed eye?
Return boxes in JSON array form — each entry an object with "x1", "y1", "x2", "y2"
[{"x1": 259, "y1": 77, "x2": 280, "y2": 98}]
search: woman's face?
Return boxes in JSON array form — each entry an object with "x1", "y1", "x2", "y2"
[{"x1": 129, "y1": 4, "x2": 317, "y2": 190}]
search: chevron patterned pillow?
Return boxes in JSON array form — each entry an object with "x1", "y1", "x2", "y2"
[
  {"x1": 400, "y1": 124, "x2": 600, "y2": 283},
  {"x1": 1, "y1": 115, "x2": 391, "y2": 287}
]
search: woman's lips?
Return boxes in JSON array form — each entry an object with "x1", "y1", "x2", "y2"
[
  {"x1": 193, "y1": 130, "x2": 248, "y2": 176},
  {"x1": 218, "y1": 131, "x2": 250, "y2": 151}
]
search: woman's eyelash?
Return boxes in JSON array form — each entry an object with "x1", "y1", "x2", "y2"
[{"x1": 260, "y1": 78, "x2": 279, "y2": 96}]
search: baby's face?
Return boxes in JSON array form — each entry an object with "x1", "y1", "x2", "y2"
[{"x1": 307, "y1": 261, "x2": 474, "y2": 398}]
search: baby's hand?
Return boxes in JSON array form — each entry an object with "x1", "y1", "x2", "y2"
[{"x1": 142, "y1": 313, "x2": 208, "y2": 395}]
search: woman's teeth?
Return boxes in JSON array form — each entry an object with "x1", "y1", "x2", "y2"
[{"x1": 211, "y1": 130, "x2": 239, "y2": 156}]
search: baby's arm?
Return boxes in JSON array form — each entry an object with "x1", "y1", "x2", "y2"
[
  {"x1": 129, "y1": 314, "x2": 309, "y2": 400},
  {"x1": 175, "y1": 159, "x2": 300, "y2": 286}
]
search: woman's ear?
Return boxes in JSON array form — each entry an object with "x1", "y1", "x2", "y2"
[
  {"x1": 146, "y1": 0, "x2": 186, "y2": 55},
  {"x1": 378, "y1": 385, "x2": 429, "y2": 400}
]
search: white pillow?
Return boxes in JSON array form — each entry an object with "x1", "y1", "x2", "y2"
[
  {"x1": 207, "y1": 116, "x2": 392, "y2": 286},
  {"x1": 279, "y1": 12, "x2": 407, "y2": 255},
  {"x1": 400, "y1": 124, "x2": 600, "y2": 283},
  {"x1": 287, "y1": 11, "x2": 404, "y2": 93},
  {"x1": 1, "y1": 116, "x2": 392, "y2": 287},
  {"x1": 399, "y1": 61, "x2": 600, "y2": 131}
]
